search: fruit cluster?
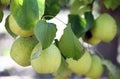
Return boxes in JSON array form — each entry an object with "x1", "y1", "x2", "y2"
[
  {"x1": 67, "y1": 51, "x2": 104, "y2": 79},
  {"x1": 10, "y1": 36, "x2": 104, "y2": 78},
  {"x1": 10, "y1": 37, "x2": 61, "y2": 74},
  {"x1": 9, "y1": 12, "x2": 117, "y2": 79},
  {"x1": 9, "y1": 15, "x2": 62, "y2": 74}
]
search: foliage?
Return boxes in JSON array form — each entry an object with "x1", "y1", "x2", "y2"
[
  {"x1": 103, "y1": 60, "x2": 120, "y2": 79},
  {"x1": 58, "y1": 24, "x2": 84, "y2": 60}
]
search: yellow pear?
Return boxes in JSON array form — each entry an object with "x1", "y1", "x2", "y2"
[
  {"x1": 9, "y1": 15, "x2": 34, "y2": 37},
  {"x1": 82, "y1": 31, "x2": 101, "y2": 45}
]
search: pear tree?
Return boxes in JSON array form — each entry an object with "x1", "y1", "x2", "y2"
[{"x1": 0, "y1": 0, "x2": 120, "y2": 79}]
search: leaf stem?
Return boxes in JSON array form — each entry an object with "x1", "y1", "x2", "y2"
[
  {"x1": 86, "y1": 44, "x2": 105, "y2": 60},
  {"x1": 42, "y1": 15, "x2": 67, "y2": 26},
  {"x1": 94, "y1": 47, "x2": 105, "y2": 60}
]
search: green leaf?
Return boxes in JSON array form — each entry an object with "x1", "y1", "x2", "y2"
[
  {"x1": 34, "y1": 20, "x2": 57, "y2": 49},
  {"x1": 84, "y1": 12, "x2": 94, "y2": 31},
  {"x1": 53, "y1": 57, "x2": 72, "y2": 79},
  {"x1": 70, "y1": 0, "x2": 82, "y2": 14},
  {"x1": 0, "y1": 8, "x2": 3, "y2": 22},
  {"x1": 103, "y1": 0, "x2": 120, "y2": 10},
  {"x1": 10, "y1": 0, "x2": 45, "y2": 30},
  {"x1": 78, "y1": 6, "x2": 91, "y2": 15},
  {"x1": 5, "y1": 15, "x2": 17, "y2": 38},
  {"x1": 103, "y1": 60, "x2": 120, "y2": 79},
  {"x1": 68, "y1": 12, "x2": 94, "y2": 38},
  {"x1": 70, "y1": 0, "x2": 91, "y2": 15},
  {"x1": 43, "y1": 0, "x2": 61, "y2": 20},
  {"x1": 59, "y1": 24, "x2": 84, "y2": 60},
  {"x1": 68, "y1": 14, "x2": 86, "y2": 38},
  {"x1": 81, "y1": 0, "x2": 93, "y2": 5}
]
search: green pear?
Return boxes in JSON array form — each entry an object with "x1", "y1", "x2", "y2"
[
  {"x1": 9, "y1": 15, "x2": 34, "y2": 37},
  {"x1": 66, "y1": 51, "x2": 92, "y2": 75},
  {"x1": 10, "y1": 36, "x2": 38, "y2": 66},
  {"x1": 86, "y1": 55, "x2": 104, "y2": 79},
  {"x1": 53, "y1": 57, "x2": 72, "y2": 79},
  {"x1": 82, "y1": 31, "x2": 101, "y2": 45},
  {"x1": 31, "y1": 43, "x2": 61, "y2": 74},
  {"x1": 91, "y1": 13, "x2": 117, "y2": 42}
]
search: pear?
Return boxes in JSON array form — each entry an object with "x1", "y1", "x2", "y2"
[
  {"x1": 10, "y1": 37, "x2": 38, "y2": 66},
  {"x1": 66, "y1": 51, "x2": 92, "y2": 75},
  {"x1": 86, "y1": 55, "x2": 104, "y2": 79},
  {"x1": 91, "y1": 13, "x2": 117, "y2": 42},
  {"x1": 9, "y1": 15, "x2": 34, "y2": 37},
  {"x1": 31, "y1": 43, "x2": 61, "y2": 74},
  {"x1": 82, "y1": 30, "x2": 101, "y2": 45}
]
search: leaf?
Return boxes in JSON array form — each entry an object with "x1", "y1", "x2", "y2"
[
  {"x1": 5, "y1": 15, "x2": 17, "y2": 38},
  {"x1": 68, "y1": 14, "x2": 86, "y2": 38},
  {"x1": 34, "y1": 20, "x2": 57, "y2": 49},
  {"x1": 10, "y1": 0, "x2": 45, "y2": 30},
  {"x1": 70, "y1": 0, "x2": 91, "y2": 15},
  {"x1": 31, "y1": 44, "x2": 42, "y2": 60},
  {"x1": 0, "y1": 8, "x2": 3, "y2": 22},
  {"x1": 43, "y1": 0, "x2": 61, "y2": 20},
  {"x1": 78, "y1": 5, "x2": 91, "y2": 15},
  {"x1": 103, "y1": 60, "x2": 120, "y2": 79},
  {"x1": 81, "y1": 0, "x2": 93, "y2": 5},
  {"x1": 84, "y1": 12, "x2": 94, "y2": 31},
  {"x1": 103, "y1": 0, "x2": 120, "y2": 10},
  {"x1": 59, "y1": 24, "x2": 84, "y2": 60},
  {"x1": 68, "y1": 12, "x2": 94, "y2": 38},
  {"x1": 53, "y1": 57, "x2": 72, "y2": 79},
  {"x1": 70, "y1": 0, "x2": 82, "y2": 14}
]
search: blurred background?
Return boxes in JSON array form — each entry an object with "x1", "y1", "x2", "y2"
[{"x1": 0, "y1": 0, "x2": 120, "y2": 79}]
